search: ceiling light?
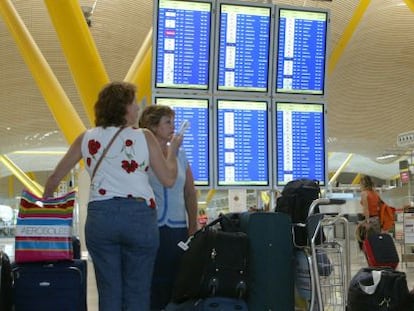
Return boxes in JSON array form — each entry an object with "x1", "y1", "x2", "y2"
[{"x1": 376, "y1": 154, "x2": 398, "y2": 161}]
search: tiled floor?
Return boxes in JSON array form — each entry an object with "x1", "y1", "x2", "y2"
[{"x1": 2, "y1": 220, "x2": 414, "y2": 311}]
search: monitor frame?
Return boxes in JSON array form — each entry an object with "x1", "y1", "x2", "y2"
[
  {"x1": 273, "y1": 100, "x2": 327, "y2": 188},
  {"x1": 152, "y1": 0, "x2": 215, "y2": 94},
  {"x1": 153, "y1": 95, "x2": 213, "y2": 189},
  {"x1": 273, "y1": 5, "x2": 330, "y2": 100},
  {"x1": 214, "y1": 97, "x2": 272, "y2": 189},
  {"x1": 213, "y1": 0, "x2": 274, "y2": 96}
]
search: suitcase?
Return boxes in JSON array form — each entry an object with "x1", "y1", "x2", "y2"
[
  {"x1": 171, "y1": 218, "x2": 249, "y2": 302},
  {"x1": 12, "y1": 259, "x2": 87, "y2": 311},
  {"x1": 0, "y1": 250, "x2": 13, "y2": 311},
  {"x1": 165, "y1": 297, "x2": 248, "y2": 310},
  {"x1": 239, "y1": 212, "x2": 294, "y2": 311},
  {"x1": 363, "y1": 233, "x2": 399, "y2": 269}
]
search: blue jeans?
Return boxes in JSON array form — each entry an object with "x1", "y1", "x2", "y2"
[
  {"x1": 86, "y1": 198, "x2": 159, "y2": 311},
  {"x1": 151, "y1": 226, "x2": 187, "y2": 310}
]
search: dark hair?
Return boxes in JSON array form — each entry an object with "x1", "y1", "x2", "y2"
[
  {"x1": 138, "y1": 105, "x2": 175, "y2": 133},
  {"x1": 361, "y1": 175, "x2": 375, "y2": 190},
  {"x1": 94, "y1": 81, "x2": 136, "y2": 127}
]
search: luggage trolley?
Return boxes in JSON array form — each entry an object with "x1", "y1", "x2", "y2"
[{"x1": 309, "y1": 198, "x2": 350, "y2": 311}]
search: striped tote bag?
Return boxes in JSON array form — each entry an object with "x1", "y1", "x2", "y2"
[{"x1": 15, "y1": 189, "x2": 76, "y2": 263}]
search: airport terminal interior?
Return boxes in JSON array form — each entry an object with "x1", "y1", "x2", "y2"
[{"x1": 1, "y1": 0, "x2": 414, "y2": 310}]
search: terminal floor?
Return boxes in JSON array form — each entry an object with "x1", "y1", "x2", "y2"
[{"x1": 2, "y1": 222, "x2": 414, "y2": 310}]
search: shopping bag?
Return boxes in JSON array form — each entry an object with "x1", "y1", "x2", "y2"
[{"x1": 15, "y1": 189, "x2": 76, "y2": 263}]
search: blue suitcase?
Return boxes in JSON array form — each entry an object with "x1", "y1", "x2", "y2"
[
  {"x1": 240, "y1": 212, "x2": 294, "y2": 311},
  {"x1": 12, "y1": 259, "x2": 87, "y2": 311}
]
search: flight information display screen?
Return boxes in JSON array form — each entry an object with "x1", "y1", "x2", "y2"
[
  {"x1": 155, "y1": 97, "x2": 210, "y2": 187},
  {"x1": 275, "y1": 8, "x2": 328, "y2": 95},
  {"x1": 276, "y1": 102, "x2": 325, "y2": 186},
  {"x1": 217, "y1": 3, "x2": 271, "y2": 92},
  {"x1": 154, "y1": 0, "x2": 212, "y2": 90},
  {"x1": 216, "y1": 99, "x2": 270, "y2": 187}
]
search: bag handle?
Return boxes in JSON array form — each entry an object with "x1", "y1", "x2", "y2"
[{"x1": 91, "y1": 127, "x2": 124, "y2": 180}]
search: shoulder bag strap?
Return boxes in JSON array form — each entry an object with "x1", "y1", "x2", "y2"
[{"x1": 91, "y1": 127, "x2": 125, "y2": 181}]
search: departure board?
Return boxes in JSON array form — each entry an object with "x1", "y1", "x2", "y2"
[
  {"x1": 276, "y1": 102, "x2": 326, "y2": 186},
  {"x1": 154, "y1": 0, "x2": 212, "y2": 90},
  {"x1": 155, "y1": 97, "x2": 211, "y2": 187},
  {"x1": 216, "y1": 99, "x2": 270, "y2": 188},
  {"x1": 217, "y1": 3, "x2": 272, "y2": 92},
  {"x1": 275, "y1": 8, "x2": 328, "y2": 95}
]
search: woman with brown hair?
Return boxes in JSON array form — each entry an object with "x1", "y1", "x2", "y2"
[{"x1": 44, "y1": 82, "x2": 183, "y2": 310}]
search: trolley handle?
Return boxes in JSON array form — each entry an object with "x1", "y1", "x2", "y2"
[{"x1": 308, "y1": 198, "x2": 346, "y2": 216}]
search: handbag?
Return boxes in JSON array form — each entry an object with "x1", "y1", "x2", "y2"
[{"x1": 14, "y1": 190, "x2": 76, "y2": 263}]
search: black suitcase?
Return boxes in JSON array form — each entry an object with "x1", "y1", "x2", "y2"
[
  {"x1": 166, "y1": 297, "x2": 248, "y2": 311},
  {"x1": 0, "y1": 250, "x2": 13, "y2": 311},
  {"x1": 363, "y1": 233, "x2": 399, "y2": 269},
  {"x1": 171, "y1": 218, "x2": 249, "y2": 302},
  {"x1": 12, "y1": 259, "x2": 87, "y2": 311},
  {"x1": 239, "y1": 212, "x2": 294, "y2": 311}
]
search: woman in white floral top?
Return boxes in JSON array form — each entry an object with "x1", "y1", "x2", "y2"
[{"x1": 43, "y1": 81, "x2": 183, "y2": 311}]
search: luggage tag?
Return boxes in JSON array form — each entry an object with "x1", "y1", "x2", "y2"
[{"x1": 178, "y1": 236, "x2": 193, "y2": 251}]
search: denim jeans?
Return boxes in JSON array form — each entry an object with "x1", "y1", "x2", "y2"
[{"x1": 86, "y1": 197, "x2": 159, "y2": 311}]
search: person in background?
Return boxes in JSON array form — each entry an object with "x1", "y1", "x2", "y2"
[
  {"x1": 139, "y1": 105, "x2": 198, "y2": 310},
  {"x1": 43, "y1": 82, "x2": 183, "y2": 311},
  {"x1": 360, "y1": 175, "x2": 381, "y2": 233}
]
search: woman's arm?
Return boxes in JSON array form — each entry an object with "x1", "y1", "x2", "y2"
[
  {"x1": 145, "y1": 129, "x2": 181, "y2": 187},
  {"x1": 43, "y1": 133, "x2": 85, "y2": 198},
  {"x1": 183, "y1": 165, "x2": 198, "y2": 235}
]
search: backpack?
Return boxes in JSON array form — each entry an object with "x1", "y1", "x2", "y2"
[
  {"x1": 275, "y1": 178, "x2": 320, "y2": 246},
  {"x1": 379, "y1": 201, "x2": 396, "y2": 232},
  {"x1": 347, "y1": 267, "x2": 414, "y2": 311}
]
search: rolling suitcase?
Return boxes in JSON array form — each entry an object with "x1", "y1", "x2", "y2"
[
  {"x1": 165, "y1": 297, "x2": 248, "y2": 311},
  {"x1": 239, "y1": 212, "x2": 294, "y2": 311},
  {"x1": 363, "y1": 233, "x2": 399, "y2": 269},
  {"x1": 171, "y1": 217, "x2": 249, "y2": 303},
  {"x1": 12, "y1": 259, "x2": 87, "y2": 311}
]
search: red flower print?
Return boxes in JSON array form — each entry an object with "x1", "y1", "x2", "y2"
[
  {"x1": 149, "y1": 198, "x2": 156, "y2": 209},
  {"x1": 98, "y1": 188, "x2": 106, "y2": 195},
  {"x1": 88, "y1": 140, "x2": 101, "y2": 156},
  {"x1": 86, "y1": 157, "x2": 92, "y2": 167},
  {"x1": 125, "y1": 139, "x2": 133, "y2": 147},
  {"x1": 121, "y1": 160, "x2": 139, "y2": 173}
]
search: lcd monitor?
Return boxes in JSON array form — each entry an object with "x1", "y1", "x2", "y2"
[
  {"x1": 215, "y1": 1, "x2": 272, "y2": 93},
  {"x1": 275, "y1": 102, "x2": 326, "y2": 186},
  {"x1": 275, "y1": 6, "x2": 329, "y2": 96},
  {"x1": 154, "y1": 96, "x2": 211, "y2": 187},
  {"x1": 215, "y1": 99, "x2": 271, "y2": 188},
  {"x1": 153, "y1": 0, "x2": 213, "y2": 91}
]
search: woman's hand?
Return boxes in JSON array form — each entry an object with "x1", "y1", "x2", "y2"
[{"x1": 169, "y1": 134, "x2": 183, "y2": 153}]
